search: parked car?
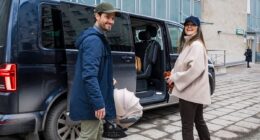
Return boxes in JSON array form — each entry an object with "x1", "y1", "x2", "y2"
[{"x1": 0, "y1": 0, "x2": 215, "y2": 139}]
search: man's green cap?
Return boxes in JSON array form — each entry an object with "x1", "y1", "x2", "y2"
[{"x1": 94, "y1": 2, "x2": 118, "y2": 13}]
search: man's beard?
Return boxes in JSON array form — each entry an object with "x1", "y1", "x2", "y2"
[
  {"x1": 106, "y1": 26, "x2": 112, "y2": 31},
  {"x1": 103, "y1": 25, "x2": 112, "y2": 31},
  {"x1": 100, "y1": 23, "x2": 112, "y2": 32}
]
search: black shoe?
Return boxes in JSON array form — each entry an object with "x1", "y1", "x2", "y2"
[{"x1": 102, "y1": 119, "x2": 127, "y2": 138}]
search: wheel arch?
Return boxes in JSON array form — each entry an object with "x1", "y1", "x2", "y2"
[{"x1": 41, "y1": 91, "x2": 67, "y2": 130}]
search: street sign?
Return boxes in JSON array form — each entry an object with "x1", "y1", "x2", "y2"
[{"x1": 236, "y1": 28, "x2": 245, "y2": 35}]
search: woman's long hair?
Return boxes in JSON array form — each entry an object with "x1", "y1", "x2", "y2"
[{"x1": 178, "y1": 27, "x2": 206, "y2": 53}]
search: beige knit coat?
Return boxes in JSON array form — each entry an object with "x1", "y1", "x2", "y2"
[{"x1": 170, "y1": 39, "x2": 211, "y2": 105}]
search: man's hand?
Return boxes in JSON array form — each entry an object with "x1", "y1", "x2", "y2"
[{"x1": 95, "y1": 108, "x2": 106, "y2": 120}]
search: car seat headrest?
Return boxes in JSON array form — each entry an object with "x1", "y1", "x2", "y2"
[
  {"x1": 138, "y1": 31, "x2": 151, "y2": 41},
  {"x1": 146, "y1": 25, "x2": 157, "y2": 37}
]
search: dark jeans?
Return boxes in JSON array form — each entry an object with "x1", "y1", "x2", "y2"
[{"x1": 179, "y1": 99, "x2": 210, "y2": 140}]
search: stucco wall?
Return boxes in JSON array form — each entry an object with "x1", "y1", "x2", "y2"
[{"x1": 201, "y1": 0, "x2": 247, "y2": 64}]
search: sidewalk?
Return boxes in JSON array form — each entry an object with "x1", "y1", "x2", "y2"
[{"x1": 120, "y1": 63, "x2": 260, "y2": 140}]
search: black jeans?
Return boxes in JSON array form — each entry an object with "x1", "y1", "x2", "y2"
[{"x1": 179, "y1": 99, "x2": 210, "y2": 140}]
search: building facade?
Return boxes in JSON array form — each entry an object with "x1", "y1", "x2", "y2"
[
  {"x1": 201, "y1": 0, "x2": 248, "y2": 65},
  {"x1": 247, "y1": 0, "x2": 260, "y2": 63},
  {"x1": 63, "y1": 0, "x2": 260, "y2": 64},
  {"x1": 63, "y1": 0, "x2": 202, "y2": 24},
  {"x1": 202, "y1": 0, "x2": 260, "y2": 64}
]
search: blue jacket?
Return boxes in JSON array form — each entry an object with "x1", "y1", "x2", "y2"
[{"x1": 69, "y1": 27, "x2": 116, "y2": 121}]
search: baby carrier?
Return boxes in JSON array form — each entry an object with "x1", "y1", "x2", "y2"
[{"x1": 114, "y1": 88, "x2": 143, "y2": 128}]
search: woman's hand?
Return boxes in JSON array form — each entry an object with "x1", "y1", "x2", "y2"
[
  {"x1": 164, "y1": 71, "x2": 173, "y2": 84},
  {"x1": 164, "y1": 71, "x2": 174, "y2": 92},
  {"x1": 166, "y1": 78, "x2": 174, "y2": 85}
]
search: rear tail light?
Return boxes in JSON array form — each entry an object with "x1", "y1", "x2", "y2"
[{"x1": 0, "y1": 64, "x2": 17, "y2": 92}]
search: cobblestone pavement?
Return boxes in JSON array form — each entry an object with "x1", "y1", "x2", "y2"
[
  {"x1": 118, "y1": 64, "x2": 260, "y2": 140},
  {"x1": 1, "y1": 64, "x2": 260, "y2": 140}
]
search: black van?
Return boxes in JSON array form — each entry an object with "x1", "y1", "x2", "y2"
[{"x1": 0, "y1": 0, "x2": 215, "y2": 139}]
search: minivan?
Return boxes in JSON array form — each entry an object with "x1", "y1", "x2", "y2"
[{"x1": 0, "y1": 0, "x2": 215, "y2": 139}]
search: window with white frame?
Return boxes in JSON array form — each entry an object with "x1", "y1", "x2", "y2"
[
  {"x1": 155, "y1": 0, "x2": 166, "y2": 19},
  {"x1": 102, "y1": 0, "x2": 116, "y2": 7},
  {"x1": 78, "y1": 0, "x2": 95, "y2": 5},
  {"x1": 170, "y1": 0, "x2": 181, "y2": 22},
  {"x1": 140, "y1": 0, "x2": 152, "y2": 16},
  {"x1": 182, "y1": 0, "x2": 191, "y2": 20},
  {"x1": 194, "y1": 0, "x2": 201, "y2": 17},
  {"x1": 122, "y1": 0, "x2": 135, "y2": 13}
]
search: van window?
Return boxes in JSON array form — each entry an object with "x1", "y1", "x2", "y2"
[
  {"x1": 41, "y1": 5, "x2": 64, "y2": 49},
  {"x1": 60, "y1": 3, "x2": 133, "y2": 52},
  {"x1": 133, "y1": 25, "x2": 163, "y2": 49},
  {"x1": 0, "y1": 0, "x2": 11, "y2": 62},
  {"x1": 60, "y1": 3, "x2": 94, "y2": 49},
  {"x1": 167, "y1": 24, "x2": 182, "y2": 53},
  {"x1": 107, "y1": 14, "x2": 133, "y2": 52}
]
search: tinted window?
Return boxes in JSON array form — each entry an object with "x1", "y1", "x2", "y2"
[
  {"x1": 41, "y1": 5, "x2": 64, "y2": 49},
  {"x1": 0, "y1": 0, "x2": 11, "y2": 62},
  {"x1": 167, "y1": 24, "x2": 182, "y2": 53},
  {"x1": 107, "y1": 14, "x2": 133, "y2": 52},
  {"x1": 61, "y1": 3, "x2": 94, "y2": 49},
  {"x1": 61, "y1": 3, "x2": 133, "y2": 52}
]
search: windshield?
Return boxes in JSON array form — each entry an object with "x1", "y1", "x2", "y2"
[{"x1": 0, "y1": 0, "x2": 11, "y2": 62}]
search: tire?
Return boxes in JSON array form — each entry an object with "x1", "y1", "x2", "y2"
[{"x1": 43, "y1": 100, "x2": 80, "y2": 140}]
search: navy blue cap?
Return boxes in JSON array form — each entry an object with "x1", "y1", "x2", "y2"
[{"x1": 184, "y1": 16, "x2": 200, "y2": 27}]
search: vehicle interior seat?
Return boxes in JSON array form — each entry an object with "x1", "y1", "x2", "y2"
[
  {"x1": 135, "y1": 31, "x2": 150, "y2": 64},
  {"x1": 135, "y1": 30, "x2": 159, "y2": 91},
  {"x1": 146, "y1": 25, "x2": 164, "y2": 90}
]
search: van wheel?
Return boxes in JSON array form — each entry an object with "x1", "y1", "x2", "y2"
[{"x1": 44, "y1": 100, "x2": 80, "y2": 140}]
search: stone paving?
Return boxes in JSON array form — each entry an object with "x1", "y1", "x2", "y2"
[{"x1": 117, "y1": 64, "x2": 260, "y2": 140}]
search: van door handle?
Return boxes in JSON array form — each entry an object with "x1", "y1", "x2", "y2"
[{"x1": 121, "y1": 55, "x2": 133, "y2": 62}]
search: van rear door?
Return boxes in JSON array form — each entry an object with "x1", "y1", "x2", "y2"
[
  {"x1": 0, "y1": 0, "x2": 19, "y2": 114},
  {"x1": 0, "y1": 0, "x2": 11, "y2": 63}
]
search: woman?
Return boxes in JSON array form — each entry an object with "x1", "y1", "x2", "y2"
[
  {"x1": 166, "y1": 16, "x2": 211, "y2": 140},
  {"x1": 244, "y1": 48, "x2": 252, "y2": 68}
]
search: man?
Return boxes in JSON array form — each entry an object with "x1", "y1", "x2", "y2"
[{"x1": 69, "y1": 2, "x2": 121, "y2": 139}]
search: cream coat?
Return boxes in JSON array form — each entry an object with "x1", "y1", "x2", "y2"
[{"x1": 170, "y1": 39, "x2": 211, "y2": 105}]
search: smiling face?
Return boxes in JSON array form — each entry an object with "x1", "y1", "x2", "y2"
[
  {"x1": 184, "y1": 21, "x2": 198, "y2": 36},
  {"x1": 95, "y1": 12, "x2": 116, "y2": 32}
]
